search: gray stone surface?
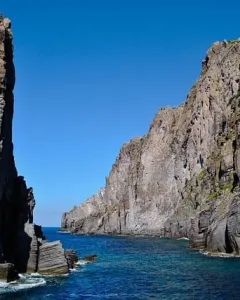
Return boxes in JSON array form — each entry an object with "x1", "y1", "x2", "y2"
[
  {"x1": 62, "y1": 39, "x2": 240, "y2": 254},
  {"x1": 38, "y1": 241, "x2": 69, "y2": 276},
  {"x1": 61, "y1": 188, "x2": 106, "y2": 234}
]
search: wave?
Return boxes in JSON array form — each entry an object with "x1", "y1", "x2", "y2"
[
  {"x1": 40, "y1": 273, "x2": 69, "y2": 278},
  {"x1": 70, "y1": 268, "x2": 79, "y2": 272},
  {"x1": 75, "y1": 260, "x2": 89, "y2": 266},
  {"x1": 177, "y1": 237, "x2": 189, "y2": 240},
  {"x1": 199, "y1": 250, "x2": 240, "y2": 258},
  {"x1": 0, "y1": 274, "x2": 46, "y2": 294},
  {"x1": 30, "y1": 272, "x2": 42, "y2": 277}
]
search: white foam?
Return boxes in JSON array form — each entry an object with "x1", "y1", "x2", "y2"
[
  {"x1": 30, "y1": 272, "x2": 41, "y2": 277},
  {"x1": 199, "y1": 250, "x2": 240, "y2": 258},
  {"x1": 70, "y1": 268, "x2": 79, "y2": 272},
  {"x1": 177, "y1": 237, "x2": 189, "y2": 240},
  {"x1": 0, "y1": 281, "x2": 10, "y2": 288},
  {"x1": 0, "y1": 275, "x2": 46, "y2": 294},
  {"x1": 76, "y1": 260, "x2": 88, "y2": 266},
  {"x1": 9, "y1": 278, "x2": 46, "y2": 290},
  {"x1": 40, "y1": 273, "x2": 69, "y2": 278}
]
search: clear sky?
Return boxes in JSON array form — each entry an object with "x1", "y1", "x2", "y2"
[{"x1": 1, "y1": 0, "x2": 240, "y2": 226}]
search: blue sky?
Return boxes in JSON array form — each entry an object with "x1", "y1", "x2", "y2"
[{"x1": 1, "y1": 0, "x2": 240, "y2": 226}]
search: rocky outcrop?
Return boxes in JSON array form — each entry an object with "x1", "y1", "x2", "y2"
[
  {"x1": 65, "y1": 250, "x2": 78, "y2": 269},
  {"x1": 62, "y1": 39, "x2": 240, "y2": 255},
  {"x1": 0, "y1": 14, "x2": 73, "y2": 281},
  {"x1": 61, "y1": 188, "x2": 106, "y2": 234},
  {"x1": 38, "y1": 241, "x2": 69, "y2": 275}
]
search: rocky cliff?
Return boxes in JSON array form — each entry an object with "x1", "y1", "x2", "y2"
[
  {"x1": 0, "y1": 14, "x2": 73, "y2": 282},
  {"x1": 62, "y1": 39, "x2": 240, "y2": 255}
]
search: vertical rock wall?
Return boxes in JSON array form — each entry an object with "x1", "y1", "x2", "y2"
[{"x1": 0, "y1": 15, "x2": 69, "y2": 282}]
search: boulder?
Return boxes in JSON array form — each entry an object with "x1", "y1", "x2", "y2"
[
  {"x1": 38, "y1": 241, "x2": 69, "y2": 276},
  {"x1": 65, "y1": 250, "x2": 78, "y2": 269}
]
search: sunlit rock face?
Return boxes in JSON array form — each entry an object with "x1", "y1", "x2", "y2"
[
  {"x1": 62, "y1": 39, "x2": 240, "y2": 255},
  {"x1": 0, "y1": 15, "x2": 69, "y2": 282}
]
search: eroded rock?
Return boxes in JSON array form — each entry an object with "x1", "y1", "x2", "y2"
[{"x1": 38, "y1": 241, "x2": 69, "y2": 276}]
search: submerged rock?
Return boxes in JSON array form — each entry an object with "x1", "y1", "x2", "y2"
[
  {"x1": 62, "y1": 39, "x2": 240, "y2": 255},
  {"x1": 81, "y1": 255, "x2": 98, "y2": 262}
]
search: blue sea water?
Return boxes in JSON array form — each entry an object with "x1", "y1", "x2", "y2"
[{"x1": 1, "y1": 227, "x2": 240, "y2": 299}]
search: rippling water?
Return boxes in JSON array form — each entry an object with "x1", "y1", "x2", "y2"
[{"x1": 1, "y1": 227, "x2": 240, "y2": 299}]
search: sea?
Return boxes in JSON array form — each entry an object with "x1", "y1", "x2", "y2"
[{"x1": 0, "y1": 227, "x2": 240, "y2": 299}]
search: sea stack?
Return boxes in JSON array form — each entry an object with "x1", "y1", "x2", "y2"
[
  {"x1": 0, "y1": 14, "x2": 71, "y2": 281},
  {"x1": 62, "y1": 40, "x2": 240, "y2": 255}
]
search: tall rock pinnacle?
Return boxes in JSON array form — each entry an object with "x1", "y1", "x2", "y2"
[{"x1": 0, "y1": 15, "x2": 73, "y2": 281}]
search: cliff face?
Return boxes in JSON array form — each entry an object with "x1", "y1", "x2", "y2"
[
  {"x1": 0, "y1": 15, "x2": 70, "y2": 281},
  {"x1": 62, "y1": 39, "x2": 240, "y2": 254}
]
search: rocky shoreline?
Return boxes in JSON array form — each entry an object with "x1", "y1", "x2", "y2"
[{"x1": 62, "y1": 39, "x2": 240, "y2": 256}]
